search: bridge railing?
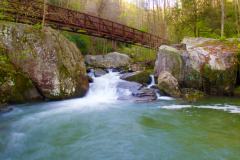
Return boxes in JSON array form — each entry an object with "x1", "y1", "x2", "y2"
[{"x1": 1, "y1": 0, "x2": 169, "y2": 47}]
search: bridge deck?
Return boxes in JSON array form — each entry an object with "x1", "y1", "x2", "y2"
[{"x1": 0, "y1": 0, "x2": 169, "y2": 48}]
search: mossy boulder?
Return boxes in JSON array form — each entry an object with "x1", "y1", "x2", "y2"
[
  {"x1": 181, "y1": 88, "x2": 205, "y2": 103},
  {"x1": 233, "y1": 86, "x2": 240, "y2": 98},
  {"x1": 154, "y1": 45, "x2": 184, "y2": 81},
  {"x1": 0, "y1": 45, "x2": 43, "y2": 105},
  {"x1": 120, "y1": 70, "x2": 151, "y2": 85},
  {"x1": 157, "y1": 71, "x2": 181, "y2": 98},
  {"x1": 0, "y1": 21, "x2": 89, "y2": 101},
  {"x1": 0, "y1": 71, "x2": 44, "y2": 106}
]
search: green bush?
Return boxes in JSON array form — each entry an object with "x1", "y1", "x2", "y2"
[
  {"x1": 219, "y1": 36, "x2": 227, "y2": 42},
  {"x1": 61, "y1": 31, "x2": 90, "y2": 55}
]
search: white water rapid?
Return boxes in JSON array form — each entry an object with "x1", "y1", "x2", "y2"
[{"x1": 86, "y1": 69, "x2": 124, "y2": 103}]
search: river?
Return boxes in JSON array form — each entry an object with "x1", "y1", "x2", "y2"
[{"x1": 0, "y1": 71, "x2": 240, "y2": 159}]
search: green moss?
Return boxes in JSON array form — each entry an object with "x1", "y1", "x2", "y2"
[
  {"x1": 145, "y1": 69, "x2": 154, "y2": 74},
  {"x1": 1, "y1": 24, "x2": 5, "y2": 33},
  {"x1": 158, "y1": 81, "x2": 171, "y2": 93},
  {"x1": 59, "y1": 64, "x2": 70, "y2": 78},
  {"x1": 125, "y1": 71, "x2": 151, "y2": 84},
  {"x1": 233, "y1": 86, "x2": 240, "y2": 97},
  {"x1": 201, "y1": 61, "x2": 235, "y2": 95},
  {"x1": 182, "y1": 88, "x2": 204, "y2": 102},
  {"x1": 169, "y1": 51, "x2": 182, "y2": 79}
]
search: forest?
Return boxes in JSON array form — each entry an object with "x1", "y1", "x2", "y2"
[
  {"x1": 0, "y1": 0, "x2": 240, "y2": 60},
  {"x1": 33, "y1": 0, "x2": 240, "y2": 60}
]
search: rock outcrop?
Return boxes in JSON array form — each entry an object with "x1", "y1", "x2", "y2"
[
  {"x1": 120, "y1": 70, "x2": 151, "y2": 85},
  {"x1": 182, "y1": 37, "x2": 237, "y2": 95},
  {"x1": 117, "y1": 81, "x2": 157, "y2": 102},
  {"x1": 157, "y1": 71, "x2": 182, "y2": 98},
  {"x1": 84, "y1": 52, "x2": 132, "y2": 68},
  {"x1": 154, "y1": 37, "x2": 239, "y2": 96},
  {"x1": 0, "y1": 22, "x2": 89, "y2": 105}
]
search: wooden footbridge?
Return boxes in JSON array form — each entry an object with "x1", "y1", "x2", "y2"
[{"x1": 0, "y1": 0, "x2": 170, "y2": 48}]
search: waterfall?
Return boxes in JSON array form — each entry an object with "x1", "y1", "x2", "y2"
[
  {"x1": 147, "y1": 74, "x2": 155, "y2": 88},
  {"x1": 86, "y1": 69, "x2": 122, "y2": 103}
]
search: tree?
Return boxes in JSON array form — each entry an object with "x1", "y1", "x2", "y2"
[
  {"x1": 234, "y1": 0, "x2": 239, "y2": 35},
  {"x1": 42, "y1": 0, "x2": 47, "y2": 28},
  {"x1": 238, "y1": 0, "x2": 240, "y2": 13},
  {"x1": 221, "y1": 0, "x2": 225, "y2": 37}
]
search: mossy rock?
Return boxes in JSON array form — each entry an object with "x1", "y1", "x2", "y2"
[
  {"x1": 181, "y1": 88, "x2": 205, "y2": 103},
  {"x1": 157, "y1": 71, "x2": 182, "y2": 98},
  {"x1": 0, "y1": 72, "x2": 43, "y2": 105},
  {"x1": 120, "y1": 71, "x2": 151, "y2": 85},
  {"x1": 202, "y1": 64, "x2": 235, "y2": 96},
  {"x1": 0, "y1": 21, "x2": 90, "y2": 101},
  {"x1": 233, "y1": 86, "x2": 240, "y2": 98},
  {"x1": 154, "y1": 45, "x2": 184, "y2": 81}
]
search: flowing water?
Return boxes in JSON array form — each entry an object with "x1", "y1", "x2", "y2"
[{"x1": 1, "y1": 71, "x2": 240, "y2": 159}]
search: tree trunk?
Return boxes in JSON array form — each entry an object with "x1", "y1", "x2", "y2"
[
  {"x1": 221, "y1": 0, "x2": 225, "y2": 37},
  {"x1": 238, "y1": 0, "x2": 240, "y2": 13},
  {"x1": 164, "y1": 0, "x2": 166, "y2": 20},
  {"x1": 102, "y1": 39, "x2": 105, "y2": 54},
  {"x1": 87, "y1": 38, "x2": 97, "y2": 55},
  {"x1": 105, "y1": 39, "x2": 108, "y2": 54},
  {"x1": 67, "y1": 0, "x2": 69, "y2": 8},
  {"x1": 42, "y1": 0, "x2": 47, "y2": 28},
  {"x1": 234, "y1": 0, "x2": 240, "y2": 35}
]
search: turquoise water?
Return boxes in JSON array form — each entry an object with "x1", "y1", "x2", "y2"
[{"x1": 1, "y1": 72, "x2": 240, "y2": 159}]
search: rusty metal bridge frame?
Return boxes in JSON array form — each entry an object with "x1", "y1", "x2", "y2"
[{"x1": 0, "y1": 0, "x2": 169, "y2": 48}]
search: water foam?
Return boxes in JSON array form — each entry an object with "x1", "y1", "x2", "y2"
[
  {"x1": 158, "y1": 96, "x2": 175, "y2": 101},
  {"x1": 160, "y1": 104, "x2": 240, "y2": 113}
]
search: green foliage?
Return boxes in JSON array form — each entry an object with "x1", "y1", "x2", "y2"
[
  {"x1": 61, "y1": 31, "x2": 90, "y2": 55},
  {"x1": 219, "y1": 36, "x2": 227, "y2": 42},
  {"x1": 168, "y1": 0, "x2": 240, "y2": 42},
  {"x1": 117, "y1": 44, "x2": 156, "y2": 61},
  {"x1": 139, "y1": 27, "x2": 147, "y2": 32}
]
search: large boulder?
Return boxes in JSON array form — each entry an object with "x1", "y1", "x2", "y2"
[
  {"x1": 0, "y1": 22, "x2": 89, "y2": 103},
  {"x1": 84, "y1": 52, "x2": 132, "y2": 68},
  {"x1": 117, "y1": 81, "x2": 157, "y2": 102},
  {"x1": 157, "y1": 71, "x2": 181, "y2": 98},
  {"x1": 104, "y1": 52, "x2": 133, "y2": 67},
  {"x1": 120, "y1": 71, "x2": 151, "y2": 85},
  {"x1": 154, "y1": 45, "x2": 184, "y2": 81}
]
